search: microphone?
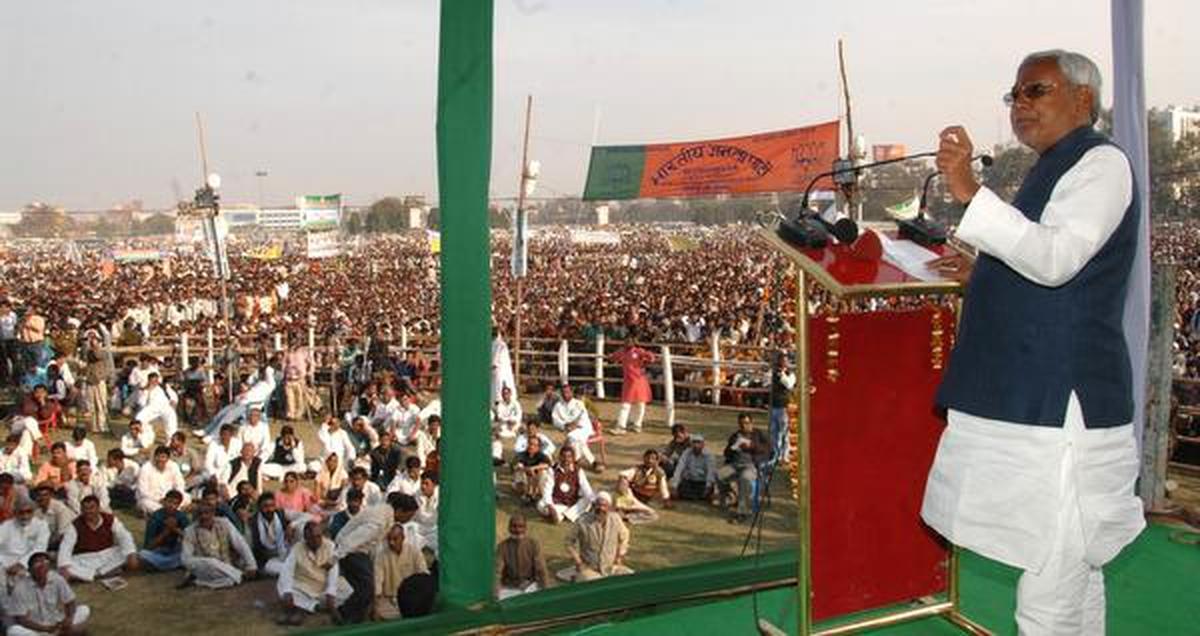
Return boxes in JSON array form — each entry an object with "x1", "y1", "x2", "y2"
[{"x1": 901, "y1": 154, "x2": 993, "y2": 247}]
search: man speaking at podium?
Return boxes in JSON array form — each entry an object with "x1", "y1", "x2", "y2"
[{"x1": 921, "y1": 50, "x2": 1144, "y2": 635}]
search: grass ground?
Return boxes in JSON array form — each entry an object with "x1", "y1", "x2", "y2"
[{"x1": 9, "y1": 398, "x2": 798, "y2": 635}]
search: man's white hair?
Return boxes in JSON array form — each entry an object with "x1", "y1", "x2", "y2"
[{"x1": 1020, "y1": 49, "x2": 1103, "y2": 124}]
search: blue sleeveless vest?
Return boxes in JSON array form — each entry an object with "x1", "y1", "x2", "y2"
[{"x1": 936, "y1": 126, "x2": 1138, "y2": 428}]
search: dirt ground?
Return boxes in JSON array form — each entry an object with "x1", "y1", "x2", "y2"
[{"x1": 7, "y1": 398, "x2": 798, "y2": 635}]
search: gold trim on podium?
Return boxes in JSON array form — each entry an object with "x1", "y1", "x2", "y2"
[{"x1": 768, "y1": 226, "x2": 991, "y2": 636}]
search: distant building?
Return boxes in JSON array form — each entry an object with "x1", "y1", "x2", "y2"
[
  {"x1": 258, "y1": 208, "x2": 304, "y2": 230},
  {"x1": 0, "y1": 211, "x2": 20, "y2": 225},
  {"x1": 1156, "y1": 106, "x2": 1200, "y2": 143}
]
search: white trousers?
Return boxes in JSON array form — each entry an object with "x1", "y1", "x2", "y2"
[
  {"x1": 7, "y1": 605, "x2": 89, "y2": 635},
  {"x1": 278, "y1": 579, "x2": 353, "y2": 612},
  {"x1": 565, "y1": 430, "x2": 595, "y2": 466},
  {"x1": 615, "y1": 402, "x2": 646, "y2": 431},
  {"x1": 62, "y1": 547, "x2": 129, "y2": 582},
  {"x1": 184, "y1": 556, "x2": 244, "y2": 589},
  {"x1": 136, "y1": 405, "x2": 178, "y2": 439},
  {"x1": 1015, "y1": 433, "x2": 1106, "y2": 636},
  {"x1": 497, "y1": 582, "x2": 539, "y2": 600},
  {"x1": 261, "y1": 462, "x2": 307, "y2": 481}
]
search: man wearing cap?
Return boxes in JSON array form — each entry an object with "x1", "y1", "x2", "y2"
[
  {"x1": 669, "y1": 434, "x2": 718, "y2": 503},
  {"x1": 562, "y1": 492, "x2": 632, "y2": 582}
]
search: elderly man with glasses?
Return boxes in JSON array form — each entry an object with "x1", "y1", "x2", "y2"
[{"x1": 923, "y1": 49, "x2": 1144, "y2": 635}]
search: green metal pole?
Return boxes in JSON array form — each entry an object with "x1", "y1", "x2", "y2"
[{"x1": 436, "y1": 0, "x2": 494, "y2": 610}]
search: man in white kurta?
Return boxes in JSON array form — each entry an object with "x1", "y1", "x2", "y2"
[
  {"x1": 551, "y1": 386, "x2": 596, "y2": 467},
  {"x1": 922, "y1": 50, "x2": 1144, "y2": 636},
  {"x1": 136, "y1": 448, "x2": 191, "y2": 515},
  {"x1": 56, "y1": 496, "x2": 139, "y2": 582},
  {"x1": 491, "y1": 332, "x2": 516, "y2": 404},
  {"x1": 277, "y1": 521, "x2": 352, "y2": 624},
  {"x1": 181, "y1": 503, "x2": 257, "y2": 589},
  {"x1": 0, "y1": 502, "x2": 49, "y2": 586},
  {"x1": 134, "y1": 373, "x2": 178, "y2": 440},
  {"x1": 493, "y1": 385, "x2": 523, "y2": 439}
]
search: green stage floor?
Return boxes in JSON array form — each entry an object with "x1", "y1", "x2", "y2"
[{"x1": 560, "y1": 524, "x2": 1199, "y2": 636}]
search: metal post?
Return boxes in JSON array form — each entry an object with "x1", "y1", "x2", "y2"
[
  {"x1": 795, "y1": 269, "x2": 812, "y2": 635},
  {"x1": 558, "y1": 340, "x2": 569, "y2": 388},
  {"x1": 206, "y1": 327, "x2": 215, "y2": 384},
  {"x1": 1139, "y1": 264, "x2": 1177, "y2": 511},
  {"x1": 180, "y1": 333, "x2": 189, "y2": 371},
  {"x1": 710, "y1": 331, "x2": 722, "y2": 405},
  {"x1": 661, "y1": 344, "x2": 676, "y2": 427},
  {"x1": 595, "y1": 333, "x2": 605, "y2": 399}
]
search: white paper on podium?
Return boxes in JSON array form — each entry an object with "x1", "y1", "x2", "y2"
[{"x1": 874, "y1": 230, "x2": 944, "y2": 281}]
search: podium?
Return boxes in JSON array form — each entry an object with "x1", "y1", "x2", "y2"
[{"x1": 757, "y1": 226, "x2": 990, "y2": 635}]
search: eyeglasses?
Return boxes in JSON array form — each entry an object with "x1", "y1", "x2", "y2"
[{"x1": 1002, "y1": 81, "x2": 1058, "y2": 107}]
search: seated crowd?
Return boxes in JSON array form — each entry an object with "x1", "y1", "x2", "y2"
[{"x1": 0, "y1": 330, "x2": 782, "y2": 634}]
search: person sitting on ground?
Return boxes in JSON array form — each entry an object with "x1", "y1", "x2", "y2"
[
  {"x1": 263, "y1": 425, "x2": 307, "y2": 481},
  {"x1": 64, "y1": 460, "x2": 109, "y2": 515},
  {"x1": 167, "y1": 431, "x2": 204, "y2": 490},
  {"x1": 386, "y1": 456, "x2": 422, "y2": 497},
  {"x1": 368, "y1": 431, "x2": 404, "y2": 489},
  {"x1": 388, "y1": 392, "x2": 423, "y2": 445},
  {"x1": 101, "y1": 449, "x2": 139, "y2": 509},
  {"x1": 366, "y1": 385, "x2": 401, "y2": 432},
  {"x1": 413, "y1": 471, "x2": 439, "y2": 555},
  {"x1": 622, "y1": 449, "x2": 672, "y2": 508},
  {"x1": 225, "y1": 442, "x2": 263, "y2": 500},
  {"x1": 237, "y1": 408, "x2": 273, "y2": 463},
  {"x1": 614, "y1": 475, "x2": 658, "y2": 524},
  {"x1": 317, "y1": 415, "x2": 357, "y2": 471},
  {"x1": 64, "y1": 428, "x2": 98, "y2": 471},
  {"x1": 33, "y1": 442, "x2": 74, "y2": 497},
  {"x1": 513, "y1": 435, "x2": 552, "y2": 504},
  {"x1": 137, "y1": 445, "x2": 191, "y2": 516},
  {"x1": 0, "y1": 433, "x2": 33, "y2": 485},
  {"x1": 332, "y1": 493, "x2": 421, "y2": 625},
  {"x1": 371, "y1": 523, "x2": 428, "y2": 621},
  {"x1": 316, "y1": 452, "x2": 350, "y2": 505},
  {"x1": 340, "y1": 466, "x2": 383, "y2": 509},
  {"x1": 551, "y1": 386, "x2": 597, "y2": 469},
  {"x1": 412, "y1": 416, "x2": 441, "y2": 468},
  {"x1": 9, "y1": 417, "x2": 44, "y2": 471},
  {"x1": 276, "y1": 520, "x2": 352, "y2": 627},
  {"x1": 493, "y1": 385, "x2": 522, "y2": 439},
  {"x1": 535, "y1": 383, "x2": 558, "y2": 427},
  {"x1": 202, "y1": 423, "x2": 242, "y2": 486},
  {"x1": 195, "y1": 360, "x2": 277, "y2": 438},
  {"x1": 494, "y1": 513, "x2": 550, "y2": 600},
  {"x1": 0, "y1": 474, "x2": 29, "y2": 523},
  {"x1": 670, "y1": 434, "x2": 718, "y2": 503},
  {"x1": 20, "y1": 385, "x2": 61, "y2": 435},
  {"x1": 7, "y1": 552, "x2": 89, "y2": 636},
  {"x1": 31, "y1": 486, "x2": 72, "y2": 550},
  {"x1": 660, "y1": 423, "x2": 692, "y2": 478},
  {"x1": 227, "y1": 480, "x2": 259, "y2": 535},
  {"x1": 0, "y1": 498, "x2": 50, "y2": 590},
  {"x1": 133, "y1": 372, "x2": 179, "y2": 441},
  {"x1": 139, "y1": 490, "x2": 189, "y2": 571},
  {"x1": 328, "y1": 488, "x2": 363, "y2": 539},
  {"x1": 718, "y1": 413, "x2": 771, "y2": 524},
  {"x1": 119, "y1": 420, "x2": 155, "y2": 461},
  {"x1": 347, "y1": 416, "x2": 379, "y2": 465},
  {"x1": 537, "y1": 447, "x2": 594, "y2": 525},
  {"x1": 513, "y1": 421, "x2": 556, "y2": 460},
  {"x1": 56, "y1": 495, "x2": 139, "y2": 582},
  {"x1": 275, "y1": 471, "x2": 319, "y2": 521},
  {"x1": 179, "y1": 502, "x2": 258, "y2": 589},
  {"x1": 561, "y1": 492, "x2": 632, "y2": 582},
  {"x1": 250, "y1": 491, "x2": 292, "y2": 577}
]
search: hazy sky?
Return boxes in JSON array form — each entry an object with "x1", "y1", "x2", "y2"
[{"x1": 1, "y1": 0, "x2": 1196, "y2": 211}]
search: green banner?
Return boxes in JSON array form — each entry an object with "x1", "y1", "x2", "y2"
[{"x1": 582, "y1": 145, "x2": 647, "y2": 200}]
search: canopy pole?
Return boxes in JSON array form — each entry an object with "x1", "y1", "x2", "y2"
[{"x1": 436, "y1": 0, "x2": 495, "y2": 609}]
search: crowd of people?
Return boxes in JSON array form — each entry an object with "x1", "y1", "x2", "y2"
[
  {"x1": 0, "y1": 218, "x2": 1196, "y2": 632},
  {"x1": 0, "y1": 308, "x2": 792, "y2": 632}
]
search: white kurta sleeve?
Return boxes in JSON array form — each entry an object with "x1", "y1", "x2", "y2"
[
  {"x1": 113, "y1": 519, "x2": 137, "y2": 557},
  {"x1": 324, "y1": 560, "x2": 341, "y2": 596},
  {"x1": 226, "y1": 519, "x2": 257, "y2": 569},
  {"x1": 277, "y1": 547, "x2": 297, "y2": 596},
  {"x1": 954, "y1": 145, "x2": 1132, "y2": 288},
  {"x1": 57, "y1": 525, "x2": 78, "y2": 568}
]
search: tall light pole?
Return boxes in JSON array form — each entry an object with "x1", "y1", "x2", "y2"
[{"x1": 255, "y1": 169, "x2": 268, "y2": 209}]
